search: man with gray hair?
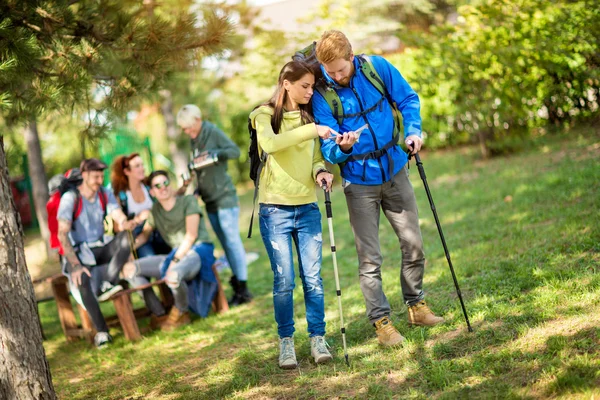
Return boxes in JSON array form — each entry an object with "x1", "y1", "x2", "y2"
[{"x1": 176, "y1": 104, "x2": 253, "y2": 306}]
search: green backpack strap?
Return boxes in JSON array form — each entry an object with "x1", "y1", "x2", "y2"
[
  {"x1": 358, "y1": 55, "x2": 402, "y2": 135},
  {"x1": 315, "y1": 85, "x2": 344, "y2": 126}
]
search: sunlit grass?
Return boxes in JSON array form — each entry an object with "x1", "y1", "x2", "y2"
[{"x1": 39, "y1": 128, "x2": 600, "y2": 399}]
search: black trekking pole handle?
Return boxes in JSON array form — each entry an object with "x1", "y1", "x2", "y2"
[
  {"x1": 321, "y1": 180, "x2": 333, "y2": 218},
  {"x1": 406, "y1": 141, "x2": 473, "y2": 332}
]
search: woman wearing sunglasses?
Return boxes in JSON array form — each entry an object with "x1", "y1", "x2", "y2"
[{"x1": 122, "y1": 170, "x2": 215, "y2": 330}]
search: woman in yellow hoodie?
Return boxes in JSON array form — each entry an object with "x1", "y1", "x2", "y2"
[{"x1": 249, "y1": 60, "x2": 336, "y2": 369}]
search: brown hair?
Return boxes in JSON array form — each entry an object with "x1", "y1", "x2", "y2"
[
  {"x1": 316, "y1": 30, "x2": 353, "y2": 65},
  {"x1": 110, "y1": 153, "x2": 141, "y2": 197},
  {"x1": 145, "y1": 170, "x2": 169, "y2": 188},
  {"x1": 264, "y1": 60, "x2": 315, "y2": 134}
]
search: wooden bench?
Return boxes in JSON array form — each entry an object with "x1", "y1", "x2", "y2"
[{"x1": 49, "y1": 264, "x2": 229, "y2": 343}]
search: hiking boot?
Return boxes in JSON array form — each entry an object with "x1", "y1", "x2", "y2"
[
  {"x1": 150, "y1": 313, "x2": 169, "y2": 330},
  {"x1": 94, "y1": 332, "x2": 113, "y2": 349},
  {"x1": 161, "y1": 307, "x2": 191, "y2": 331},
  {"x1": 310, "y1": 336, "x2": 333, "y2": 364},
  {"x1": 278, "y1": 337, "x2": 298, "y2": 369},
  {"x1": 97, "y1": 281, "x2": 124, "y2": 302},
  {"x1": 229, "y1": 277, "x2": 253, "y2": 307},
  {"x1": 374, "y1": 316, "x2": 405, "y2": 346},
  {"x1": 228, "y1": 276, "x2": 240, "y2": 306},
  {"x1": 407, "y1": 301, "x2": 445, "y2": 327}
]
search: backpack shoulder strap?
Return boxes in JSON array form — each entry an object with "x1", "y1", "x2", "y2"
[
  {"x1": 118, "y1": 190, "x2": 128, "y2": 216},
  {"x1": 99, "y1": 188, "x2": 108, "y2": 218},
  {"x1": 72, "y1": 190, "x2": 83, "y2": 222},
  {"x1": 357, "y1": 54, "x2": 402, "y2": 134},
  {"x1": 315, "y1": 84, "x2": 344, "y2": 126},
  {"x1": 247, "y1": 138, "x2": 268, "y2": 239},
  {"x1": 357, "y1": 55, "x2": 386, "y2": 96}
]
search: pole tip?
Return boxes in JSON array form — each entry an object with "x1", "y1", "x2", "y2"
[{"x1": 344, "y1": 354, "x2": 349, "y2": 366}]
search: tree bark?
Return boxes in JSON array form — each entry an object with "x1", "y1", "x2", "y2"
[
  {"x1": 0, "y1": 136, "x2": 57, "y2": 400},
  {"x1": 477, "y1": 128, "x2": 491, "y2": 159},
  {"x1": 23, "y1": 119, "x2": 50, "y2": 256},
  {"x1": 160, "y1": 89, "x2": 189, "y2": 175}
]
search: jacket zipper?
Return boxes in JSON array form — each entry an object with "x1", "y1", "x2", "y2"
[{"x1": 350, "y1": 83, "x2": 386, "y2": 182}]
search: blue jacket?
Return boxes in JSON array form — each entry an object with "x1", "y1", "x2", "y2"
[{"x1": 313, "y1": 55, "x2": 422, "y2": 185}]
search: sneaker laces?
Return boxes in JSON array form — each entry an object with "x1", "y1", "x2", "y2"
[
  {"x1": 313, "y1": 336, "x2": 330, "y2": 355},
  {"x1": 280, "y1": 338, "x2": 295, "y2": 360}
]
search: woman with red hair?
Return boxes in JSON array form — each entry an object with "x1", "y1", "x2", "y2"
[{"x1": 111, "y1": 153, "x2": 170, "y2": 257}]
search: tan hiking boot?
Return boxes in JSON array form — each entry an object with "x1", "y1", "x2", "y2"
[
  {"x1": 161, "y1": 307, "x2": 191, "y2": 331},
  {"x1": 150, "y1": 314, "x2": 169, "y2": 330},
  {"x1": 374, "y1": 316, "x2": 405, "y2": 346},
  {"x1": 407, "y1": 301, "x2": 445, "y2": 327}
]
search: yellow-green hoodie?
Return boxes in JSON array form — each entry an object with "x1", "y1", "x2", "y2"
[{"x1": 249, "y1": 106, "x2": 326, "y2": 205}]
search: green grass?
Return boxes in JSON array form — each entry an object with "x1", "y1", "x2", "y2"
[{"x1": 39, "y1": 127, "x2": 600, "y2": 399}]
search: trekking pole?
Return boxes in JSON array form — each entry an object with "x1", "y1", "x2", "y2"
[
  {"x1": 321, "y1": 180, "x2": 350, "y2": 365},
  {"x1": 406, "y1": 143, "x2": 473, "y2": 332},
  {"x1": 126, "y1": 229, "x2": 138, "y2": 261}
]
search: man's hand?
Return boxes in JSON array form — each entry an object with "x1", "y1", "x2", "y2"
[
  {"x1": 336, "y1": 131, "x2": 358, "y2": 152},
  {"x1": 193, "y1": 151, "x2": 209, "y2": 164},
  {"x1": 120, "y1": 219, "x2": 138, "y2": 231},
  {"x1": 316, "y1": 171, "x2": 334, "y2": 192},
  {"x1": 405, "y1": 135, "x2": 423, "y2": 155},
  {"x1": 71, "y1": 265, "x2": 91, "y2": 286}
]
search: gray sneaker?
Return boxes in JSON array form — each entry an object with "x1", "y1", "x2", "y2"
[
  {"x1": 310, "y1": 336, "x2": 333, "y2": 364},
  {"x1": 94, "y1": 332, "x2": 113, "y2": 349},
  {"x1": 278, "y1": 337, "x2": 298, "y2": 369}
]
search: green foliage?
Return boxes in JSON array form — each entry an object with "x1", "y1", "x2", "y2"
[
  {"x1": 407, "y1": 0, "x2": 600, "y2": 156},
  {"x1": 0, "y1": 0, "x2": 234, "y2": 126}
]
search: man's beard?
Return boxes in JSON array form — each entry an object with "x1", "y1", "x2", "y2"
[{"x1": 336, "y1": 77, "x2": 350, "y2": 86}]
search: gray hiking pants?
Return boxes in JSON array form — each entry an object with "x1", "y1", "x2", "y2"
[{"x1": 344, "y1": 166, "x2": 425, "y2": 323}]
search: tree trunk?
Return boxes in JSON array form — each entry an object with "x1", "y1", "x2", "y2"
[
  {"x1": 24, "y1": 119, "x2": 50, "y2": 257},
  {"x1": 476, "y1": 128, "x2": 491, "y2": 159},
  {"x1": 0, "y1": 137, "x2": 57, "y2": 400},
  {"x1": 160, "y1": 89, "x2": 189, "y2": 175}
]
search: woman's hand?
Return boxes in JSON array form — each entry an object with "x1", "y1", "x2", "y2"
[
  {"x1": 316, "y1": 171, "x2": 334, "y2": 192},
  {"x1": 316, "y1": 125, "x2": 332, "y2": 140}
]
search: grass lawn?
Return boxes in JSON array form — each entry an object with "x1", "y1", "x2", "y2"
[{"x1": 37, "y1": 127, "x2": 600, "y2": 399}]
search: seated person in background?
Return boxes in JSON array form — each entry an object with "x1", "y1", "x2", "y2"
[
  {"x1": 57, "y1": 158, "x2": 137, "y2": 348},
  {"x1": 122, "y1": 170, "x2": 216, "y2": 331},
  {"x1": 110, "y1": 152, "x2": 171, "y2": 257}
]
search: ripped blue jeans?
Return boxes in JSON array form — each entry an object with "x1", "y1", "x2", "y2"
[{"x1": 259, "y1": 203, "x2": 326, "y2": 338}]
